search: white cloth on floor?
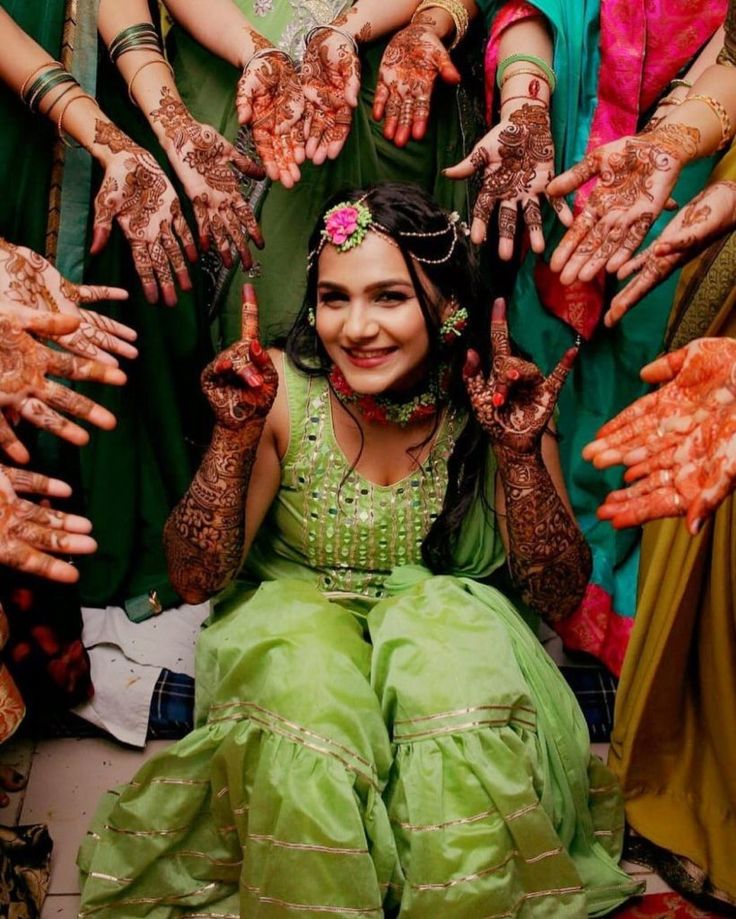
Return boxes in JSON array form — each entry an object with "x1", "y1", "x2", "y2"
[{"x1": 73, "y1": 603, "x2": 210, "y2": 747}]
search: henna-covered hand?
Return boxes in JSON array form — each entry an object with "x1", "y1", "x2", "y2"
[
  {"x1": 0, "y1": 308, "x2": 125, "y2": 464},
  {"x1": 302, "y1": 27, "x2": 360, "y2": 166},
  {"x1": 237, "y1": 36, "x2": 305, "y2": 188},
  {"x1": 445, "y1": 102, "x2": 571, "y2": 257},
  {"x1": 373, "y1": 17, "x2": 460, "y2": 148},
  {"x1": 548, "y1": 123, "x2": 699, "y2": 284},
  {"x1": 91, "y1": 120, "x2": 197, "y2": 307},
  {"x1": 595, "y1": 404, "x2": 736, "y2": 535},
  {"x1": 166, "y1": 284, "x2": 277, "y2": 602},
  {"x1": 152, "y1": 88, "x2": 265, "y2": 270},
  {"x1": 466, "y1": 299, "x2": 590, "y2": 621},
  {"x1": 607, "y1": 181, "x2": 736, "y2": 324},
  {"x1": 0, "y1": 239, "x2": 137, "y2": 366},
  {"x1": 201, "y1": 284, "x2": 277, "y2": 428},
  {"x1": 0, "y1": 467, "x2": 96, "y2": 583},
  {"x1": 464, "y1": 298, "x2": 578, "y2": 454},
  {"x1": 584, "y1": 338, "x2": 736, "y2": 533}
]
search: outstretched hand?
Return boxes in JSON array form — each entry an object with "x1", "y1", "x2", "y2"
[
  {"x1": 237, "y1": 44, "x2": 305, "y2": 188},
  {"x1": 0, "y1": 239, "x2": 136, "y2": 366},
  {"x1": 584, "y1": 338, "x2": 736, "y2": 533},
  {"x1": 373, "y1": 19, "x2": 460, "y2": 148},
  {"x1": 301, "y1": 27, "x2": 360, "y2": 166},
  {"x1": 445, "y1": 105, "x2": 571, "y2": 257},
  {"x1": 91, "y1": 121, "x2": 197, "y2": 307},
  {"x1": 464, "y1": 298, "x2": 577, "y2": 454},
  {"x1": 201, "y1": 284, "x2": 278, "y2": 429},
  {"x1": 0, "y1": 306, "x2": 125, "y2": 464},
  {"x1": 152, "y1": 88, "x2": 265, "y2": 270},
  {"x1": 0, "y1": 466, "x2": 96, "y2": 582},
  {"x1": 607, "y1": 181, "x2": 736, "y2": 325},
  {"x1": 548, "y1": 124, "x2": 698, "y2": 285}
]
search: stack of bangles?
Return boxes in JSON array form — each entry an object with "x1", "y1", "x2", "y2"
[
  {"x1": 412, "y1": 0, "x2": 470, "y2": 51},
  {"x1": 497, "y1": 53, "x2": 557, "y2": 95},
  {"x1": 107, "y1": 22, "x2": 174, "y2": 105},
  {"x1": 109, "y1": 23, "x2": 164, "y2": 64},
  {"x1": 20, "y1": 60, "x2": 98, "y2": 148}
]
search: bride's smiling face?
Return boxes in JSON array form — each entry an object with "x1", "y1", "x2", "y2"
[{"x1": 315, "y1": 233, "x2": 440, "y2": 395}]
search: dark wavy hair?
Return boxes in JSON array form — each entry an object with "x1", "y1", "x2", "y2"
[{"x1": 284, "y1": 181, "x2": 494, "y2": 572}]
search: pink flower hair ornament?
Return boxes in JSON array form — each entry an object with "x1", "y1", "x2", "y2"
[{"x1": 322, "y1": 201, "x2": 373, "y2": 251}]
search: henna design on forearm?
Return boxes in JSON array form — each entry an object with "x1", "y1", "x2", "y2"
[
  {"x1": 164, "y1": 422, "x2": 264, "y2": 601},
  {"x1": 496, "y1": 446, "x2": 592, "y2": 621}
]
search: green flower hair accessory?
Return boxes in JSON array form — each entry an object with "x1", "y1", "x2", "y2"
[{"x1": 322, "y1": 201, "x2": 373, "y2": 252}]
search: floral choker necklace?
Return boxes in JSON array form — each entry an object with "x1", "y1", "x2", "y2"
[{"x1": 329, "y1": 365, "x2": 449, "y2": 426}]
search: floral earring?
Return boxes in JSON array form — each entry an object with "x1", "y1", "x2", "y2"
[
  {"x1": 307, "y1": 306, "x2": 316, "y2": 327},
  {"x1": 439, "y1": 300, "x2": 468, "y2": 345}
]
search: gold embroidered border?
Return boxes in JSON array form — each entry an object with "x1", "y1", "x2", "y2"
[{"x1": 247, "y1": 832, "x2": 369, "y2": 856}]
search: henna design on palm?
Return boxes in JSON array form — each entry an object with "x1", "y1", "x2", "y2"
[
  {"x1": 445, "y1": 104, "x2": 571, "y2": 257},
  {"x1": 549, "y1": 123, "x2": 700, "y2": 284},
  {"x1": 237, "y1": 37, "x2": 305, "y2": 188},
  {"x1": 91, "y1": 120, "x2": 196, "y2": 306},
  {"x1": 373, "y1": 18, "x2": 461, "y2": 148},
  {"x1": 151, "y1": 88, "x2": 265, "y2": 269},
  {"x1": 301, "y1": 28, "x2": 360, "y2": 165},
  {"x1": 586, "y1": 338, "x2": 736, "y2": 533}
]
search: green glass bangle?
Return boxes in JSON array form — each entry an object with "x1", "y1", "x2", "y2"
[
  {"x1": 497, "y1": 53, "x2": 557, "y2": 93},
  {"x1": 111, "y1": 37, "x2": 163, "y2": 65},
  {"x1": 26, "y1": 70, "x2": 77, "y2": 113},
  {"x1": 109, "y1": 23, "x2": 161, "y2": 62}
]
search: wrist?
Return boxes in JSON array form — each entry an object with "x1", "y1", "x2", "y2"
[
  {"x1": 240, "y1": 28, "x2": 277, "y2": 68},
  {"x1": 411, "y1": 9, "x2": 455, "y2": 43},
  {"x1": 212, "y1": 417, "x2": 266, "y2": 442}
]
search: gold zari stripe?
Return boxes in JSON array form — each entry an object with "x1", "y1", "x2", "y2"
[
  {"x1": 480, "y1": 885, "x2": 584, "y2": 919},
  {"x1": 247, "y1": 833, "x2": 369, "y2": 856},
  {"x1": 79, "y1": 881, "x2": 220, "y2": 916},
  {"x1": 208, "y1": 700, "x2": 374, "y2": 771},
  {"x1": 243, "y1": 884, "x2": 382, "y2": 915},
  {"x1": 394, "y1": 805, "x2": 497, "y2": 832},
  {"x1": 393, "y1": 703, "x2": 535, "y2": 726},
  {"x1": 395, "y1": 716, "x2": 536, "y2": 742}
]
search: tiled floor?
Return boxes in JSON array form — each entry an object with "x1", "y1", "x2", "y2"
[
  {"x1": 0, "y1": 735, "x2": 169, "y2": 918},
  {"x1": 1, "y1": 737, "x2": 674, "y2": 918}
]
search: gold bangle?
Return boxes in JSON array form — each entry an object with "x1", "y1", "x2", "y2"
[
  {"x1": 19, "y1": 60, "x2": 63, "y2": 101},
  {"x1": 501, "y1": 66, "x2": 552, "y2": 90},
  {"x1": 500, "y1": 95, "x2": 549, "y2": 109},
  {"x1": 56, "y1": 91, "x2": 97, "y2": 149},
  {"x1": 688, "y1": 93, "x2": 734, "y2": 150},
  {"x1": 413, "y1": 0, "x2": 469, "y2": 51},
  {"x1": 126, "y1": 57, "x2": 175, "y2": 107}
]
